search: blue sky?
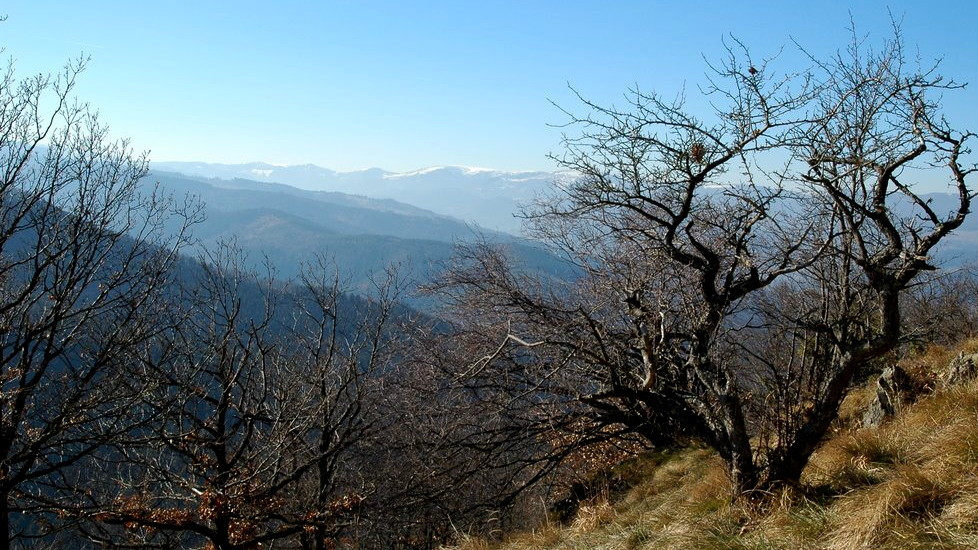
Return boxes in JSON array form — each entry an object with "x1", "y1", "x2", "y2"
[{"x1": 3, "y1": 1, "x2": 977, "y2": 172}]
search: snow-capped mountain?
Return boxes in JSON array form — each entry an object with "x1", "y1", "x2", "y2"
[{"x1": 150, "y1": 161, "x2": 566, "y2": 235}]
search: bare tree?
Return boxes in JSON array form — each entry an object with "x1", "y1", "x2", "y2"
[
  {"x1": 290, "y1": 259, "x2": 404, "y2": 550},
  {"x1": 87, "y1": 249, "x2": 405, "y2": 550},
  {"x1": 0, "y1": 56, "x2": 198, "y2": 548},
  {"x1": 434, "y1": 28, "x2": 974, "y2": 495},
  {"x1": 901, "y1": 266, "x2": 978, "y2": 346}
]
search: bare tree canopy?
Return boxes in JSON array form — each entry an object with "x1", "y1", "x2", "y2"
[
  {"x1": 78, "y1": 249, "x2": 408, "y2": 550},
  {"x1": 0, "y1": 56, "x2": 199, "y2": 548},
  {"x1": 433, "y1": 28, "x2": 975, "y2": 495}
]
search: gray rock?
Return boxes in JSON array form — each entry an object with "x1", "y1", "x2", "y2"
[
  {"x1": 863, "y1": 365, "x2": 912, "y2": 428},
  {"x1": 941, "y1": 352, "x2": 978, "y2": 388}
]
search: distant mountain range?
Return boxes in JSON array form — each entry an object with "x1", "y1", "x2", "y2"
[
  {"x1": 146, "y1": 171, "x2": 579, "y2": 303},
  {"x1": 150, "y1": 161, "x2": 570, "y2": 235},
  {"x1": 146, "y1": 163, "x2": 978, "y2": 307}
]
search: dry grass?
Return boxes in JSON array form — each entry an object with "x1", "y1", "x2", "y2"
[{"x1": 445, "y1": 338, "x2": 978, "y2": 550}]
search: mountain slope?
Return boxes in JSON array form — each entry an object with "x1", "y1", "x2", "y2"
[
  {"x1": 448, "y1": 339, "x2": 978, "y2": 550},
  {"x1": 150, "y1": 162, "x2": 563, "y2": 234},
  {"x1": 145, "y1": 171, "x2": 579, "y2": 302},
  {"x1": 150, "y1": 170, "x2": 502, "y2": 243}
]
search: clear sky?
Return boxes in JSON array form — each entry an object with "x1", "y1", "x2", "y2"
[{"x1": 3, "y1": 1, "x2": 977, "y2": 173}]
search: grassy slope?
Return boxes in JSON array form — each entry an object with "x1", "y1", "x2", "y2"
[{"x1": 449, "y1": 339, "x2": 978, "y2": 550}]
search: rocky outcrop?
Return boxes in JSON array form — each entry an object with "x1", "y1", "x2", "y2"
[
  {"x1": 863, "y1": 365, "x2": 914, "y2": 428},
  {"x1": 940, "y1": 353, "x2": 978, "y2": 389}
]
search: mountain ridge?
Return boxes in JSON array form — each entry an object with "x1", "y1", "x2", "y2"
[
  {"x1": 151, "y1": 161, "x2": 568, "y2": 234},
  {"x1": 144, "y1": 170, "x2": 580, "y2": 306}
]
